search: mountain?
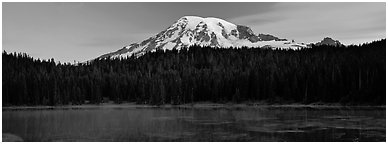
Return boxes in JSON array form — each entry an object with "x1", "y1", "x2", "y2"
[
  {"x1": 315, "y1": 37, "x2": 342, "y2": 46},
  {"x1": 97, "y1": 16, "x2": 307, "y2": 59}
]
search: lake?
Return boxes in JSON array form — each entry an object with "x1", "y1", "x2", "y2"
[{"x1": 2, "y1": 105, "x2": 386, "y2": 142}]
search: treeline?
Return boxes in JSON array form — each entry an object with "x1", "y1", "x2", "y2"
[{"x1": 3, "y1": 39, "x2": 386, "y2": 106}]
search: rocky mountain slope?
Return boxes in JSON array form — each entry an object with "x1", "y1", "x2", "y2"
[
  {"x1": 315, "y1": 37, "x2": 342, "y2": 46},
  {"x1": 97, "y1": 16, "x2": 307, "y2": 59}
]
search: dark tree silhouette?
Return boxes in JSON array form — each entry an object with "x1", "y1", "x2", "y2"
[{"x1": 2, "y1": 39, "x2": 386, "y2": 106}]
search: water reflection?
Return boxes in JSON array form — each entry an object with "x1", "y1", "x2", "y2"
[{"x1": 2, "y1": 106, "x2": 385, "y2": 142}]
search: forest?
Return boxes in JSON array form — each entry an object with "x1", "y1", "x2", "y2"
[{"x1": 2, "y1": 39, "x2": 386, "y2": 106}]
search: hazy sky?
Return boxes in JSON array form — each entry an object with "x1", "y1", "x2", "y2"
[{"x1": 3, "y1": 2, "x2": 386, "y2": 63}]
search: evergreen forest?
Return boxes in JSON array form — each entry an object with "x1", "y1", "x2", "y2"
[{"x1": 2, "y1": 39, "x2": 385, "y2": 106}]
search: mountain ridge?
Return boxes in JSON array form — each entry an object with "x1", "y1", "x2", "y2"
[
  {"x1": 97, "y1": 16, "x2": 307, "y2": 59},
  {"x1": 315, "y1": 37, "x2": 343, "y2": 46}
]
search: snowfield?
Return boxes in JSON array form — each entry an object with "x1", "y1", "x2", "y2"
[{"x1": 97, "y1": 16, "x2": 308, "y2": 59}]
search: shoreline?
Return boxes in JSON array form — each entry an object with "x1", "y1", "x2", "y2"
[{"x1": 2, "y1": 102, "x2": 385, "y2": 110}]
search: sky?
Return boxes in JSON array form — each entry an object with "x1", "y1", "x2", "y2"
[{"x1": 3, "y1": 2, "x2": 386, "y2": 63}]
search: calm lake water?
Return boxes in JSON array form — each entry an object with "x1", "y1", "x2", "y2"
[{"x1": 2, "y1": 106, "x2": 386, "y2": 142}]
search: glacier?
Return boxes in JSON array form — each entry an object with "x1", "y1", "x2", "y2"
[{"x1": 96, "y1": 16, "x2": 308, "y2": 59}]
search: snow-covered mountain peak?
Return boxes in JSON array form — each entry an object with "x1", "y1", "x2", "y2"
[
  {"x1": 96, "y1": 16, "x2": 307, "y2": 59},
  {"x1": 175, "y1": 16, "x2": 236, "y2": 31}
]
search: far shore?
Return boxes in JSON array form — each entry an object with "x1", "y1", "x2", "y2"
[{"x1": 2, "y1": 102, "x2": 385, "y2": 110}]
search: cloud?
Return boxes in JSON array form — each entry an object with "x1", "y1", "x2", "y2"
[
  {"x1": 231, "y1": 2, "x2": 386, "y2": 45},
  {"x1": 3, "y1": 2, "x2": 385, "y2": 62},
  {"x1": 240, "y1": 16, "x2": 285, "y2": 26}
]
